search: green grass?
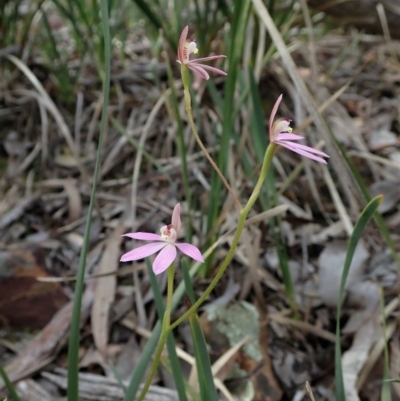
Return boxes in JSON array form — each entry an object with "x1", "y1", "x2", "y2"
[{"x1": 66, "y1": 0, "x2": 112, "y2": 399}]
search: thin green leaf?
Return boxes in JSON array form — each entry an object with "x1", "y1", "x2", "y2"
[
  {"x1": 130, "y1": 0, "x2": 175, "y2": 47},
  {"x1": 189, "y1": 313, "x2": 219, "y2": 401},
  {"x1": 335, "y1": 195, "x2": 383, "y2": 401},
  {"x1": 123, "y1": 321, "x2": 161, "y2": 401},
  {"x1": 66, "y1": 0, "x2": 111, "y2": 399},
  {"x1": 337, "y1": 141, "x2": 400, "y2": 268},
  {"x1": 182, "y1": 259, "x2": 196, "y2": 304},
  {"x1": 0, "y1": 365, "x2": 22, "y2": 401}
]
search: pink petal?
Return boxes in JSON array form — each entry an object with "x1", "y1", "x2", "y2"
[
  {"x1": 120, "y1": 242, "x2": 166, "y2": 262},
  {"x1": 178, "y1": 26, "x2": 189, "y2": 63},
  {"x1": 188, "y1": 64, "x2": 209, "y2": 80},
  {"x1": 191, "y1": 55, "x2": 227, "y2": 63},
  {"x1": 175, "y1": 242, "x2": 204, "y2": 263},
  {"x1": 279, "y1": 141, "x2": 330, "y2": 157},
  {"x1": 171, "y1": 203, "x2": 182, "y2": 233},
  {"x1": 276, "y1": 133, "x2": 304, "y2": 141},
  {"x1": 153, "y1": 244, "x2": 177, "y2": 275},
  {"x1": 189, "y1": 62, "x2": 227, "y2": 76},
  {"x1": 123, "y1": 232, "x2": 162, "y2": 241},
  {"x1": 269, "y1": 94, "x2": 283, "y2": 136},
  {"x1": 278, "y1": 141, "x2": 328, "y2": 164}
]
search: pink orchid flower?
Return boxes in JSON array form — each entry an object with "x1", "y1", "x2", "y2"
[
  {"x1": 177, "y1": 25, "x2": 227, "y2": 80},
  {"x1": 120, "y1": 203, "x2": 204, "y2": 275},
  {"x1": 269, "y1": 95, "x2": 329, "y2": 164}
]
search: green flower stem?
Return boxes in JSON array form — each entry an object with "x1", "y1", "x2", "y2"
[
  {"x1": 181, "y1": 65, "x2": 242, "y2": 210},
  {"x1": 136, "y1": 264, "x2": 175, "y2": 401},
  {"x1": 169, "y1": 143, "x2": 276, "y2": 331},
  {"x1": 164, "y1": 262, "x2": 175, "y2": 327}
]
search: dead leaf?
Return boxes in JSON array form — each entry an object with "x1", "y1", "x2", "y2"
[
  {"x1": 343, "y1": 281, "x2": 380, "y2": 334},
  {"x1": 63, "y1": 178, "x2": 82, "y2": 223},
  {"x1": 0, "y1": 282, "x2": 94, "y2": 390},
  {"x1": 91, "y1": 223, "x2": 125, "y2": 352},
  {"x1": 42, "y1": 368, "x2": 179, "y2": 401},
  {"x1": 16, "y1": 379, "x2": 54, "y2": 401},
  {"x1": 318, "y1": 240, "x2": 369, "y2": 307},
  {"x1": 342, "y1": 313, "x2": 380, "y2": 401},
  {"x1": 368, "y1": 128, "x2": 397, "y2": 150},
  {"x1": 390, "y1": 339, "x2": 400, "y2": 398},
  {"x1": 0, "y1": 196, "x2": 38, "y2": 230},
  {"x1": 369, "y1": 180, "x2": 400, "y2": 213},
  {"x1": 202, "y1": 302, "x2": 282, "y2": 401},
  {"x1": 0, "y1": 248, "x2": 68, "y2": 330}
]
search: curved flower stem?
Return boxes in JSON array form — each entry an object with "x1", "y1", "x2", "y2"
[
  {"x1": 169, "y1": 143, "x2": 276, "y2": 331},
  {"x1": 181, "y1": 65, "x2": 242, "y2": 211},
  {"x1": 136, "y1": 264, "x2": 175, "y2": 401}
]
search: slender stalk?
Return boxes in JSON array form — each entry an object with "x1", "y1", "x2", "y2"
[
  {"x1": 181, "y1": 65, "x2": 242, "y2": 210},
  {"x1": 165, "y1": 57, "x2": 192, "y2": 239},
  {"x1": 164, "y1": 263, "x2": 175, "y2": 326},
  {"x1": 169, "y1": 143, "x2": 276, "y2": 330},
  {"x1": 175, "y1": 103, "x2": 193, "y2": 238},
  {"x1": 136, "y1": 264, "x2": 175, "y2": 401}
]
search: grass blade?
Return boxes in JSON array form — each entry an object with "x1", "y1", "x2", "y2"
[
  {"x1": 0, "y1": 365, "x2": 22, "y2": 401},
  {"x1": 337, "y1": 141, "x2": 400, "y2": 267},
  {"x1": 66, "y1": 0, "x2": 111, "y2": 399},
  {"x1": 130, "y1": 0, "x2": 175, "y2": 47},
  {"x1": 182, "y1": 260, "x2": 218, "y2": 401},
  {"x1": 189, "y1": 312, "x2": 219, "y2": 401},
  {"x1": 334, "y1": 195, "x2": 382, "y2": 401},
  {"x1": 123, "y1": 321, "x2": 162, "y2": 401}
]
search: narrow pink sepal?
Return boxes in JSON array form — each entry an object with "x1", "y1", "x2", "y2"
[
  {"x1": 178, "y1": 26, "x2": 189, "y2": 62},
  {"x1": 277, "y1": 133, "x2": 304, "y2": 141},
  {"x1": 279, "y1": 141, "x2": 330, "y2": 157},
  {"x1": 188, "y1": 64, "x2": 209, "y2": 80},
  {"x1": 190, "y1": 62, "x2": 227, "y2": 76},
  {"x1": 278, "y1": 141, "x2": 328, "y2": 164},
  {"x1": 175, "y1": 243, "x2": 204, "y2": 263},
  {"x1": 123, "y1": 232, "x2": 162, "y2": 241},
  {"x1": 153, "y1": 244, "x2": 177, "y2": 274},
  {"x1": 120, "y1": 242, "x2": 166, "y2": 262}
]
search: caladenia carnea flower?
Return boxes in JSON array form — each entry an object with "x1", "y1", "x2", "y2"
[
  {"x1": 177, "y1": 25, "x2": 227, "y2": 80},
  {"x1": 269, "y1": 95, "x2": 330, "y2": 164},
  {"x1": 120, "y1": 203, "x2": 204, "y2": 275}
]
